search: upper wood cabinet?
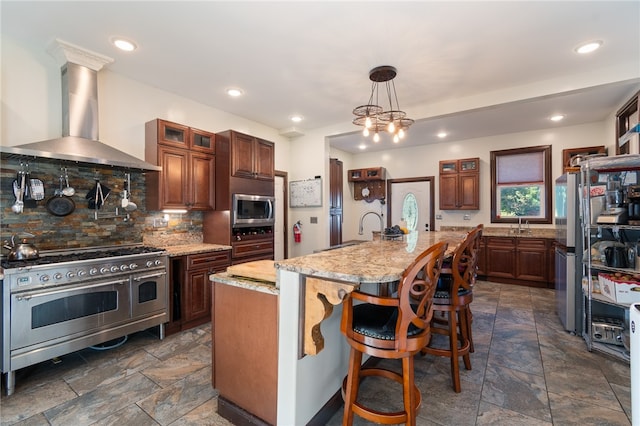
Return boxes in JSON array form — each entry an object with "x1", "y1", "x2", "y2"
[
  {"x1": 439, "y1": 158, "x2": 479, "y2": 210},
  {"x1": 145, "y1": 119, "x2": 216, "y2": 211},
  {"x1": 154, "y1": 119, "x2": 215, "y2": 154},
  {"x1": 347, "y1": 167, "x2": 386, "y2": 201},
  {"x1": 221, "y1": 130, "x2": 274, "y2": 181}
]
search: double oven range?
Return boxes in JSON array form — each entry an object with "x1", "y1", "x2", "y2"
[{"x1": 1, "y1": 245, "x2": 168, "y2": 396}]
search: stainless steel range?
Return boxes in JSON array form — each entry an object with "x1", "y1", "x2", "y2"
[{"x1": 1, "y1": 245, "x2": 168, "y2": 396}]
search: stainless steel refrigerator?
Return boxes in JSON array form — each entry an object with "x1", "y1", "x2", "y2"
[{"x1": 555, "y1": 172, "x2": 583, "y2": 333}]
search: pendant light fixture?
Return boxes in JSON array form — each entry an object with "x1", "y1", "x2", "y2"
[{"x1": 353, "y1": 65, "x2": 414, "y2": 143}]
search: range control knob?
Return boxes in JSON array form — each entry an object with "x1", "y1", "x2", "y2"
[
  {"x1": 89, "y1": 267, "x2": 99, "y2": 275},
  {"x1": 154, "y1": 259, "x2": 163, "y2": 266},
  {"x1": 77, "y1": 270, "x2": 87, "y2": 277},
  {"x1": 40, "y1": 275, "x2": 50, "y2": 283},
  {"x1": 53, "y1": 272, "x2": 63, "y2": 280},
  {"x1": 67, "y1": 271, "x2": 76, "y2": 278},
  {"x1": 100, "y1": 267, "x2": 109, "y2": 274},
  {"x1": 146, "y1": 260, "x2": 154, "y2": 268},
  {"x1": 129, "y1": 263, "x2": 139, "y2": 270},
  {"x1": 110, "y1": 266, "x2": 119, "y2": 273},
  {"x1": 120, "y1": 264, "x2": 129, "y2": 271}
]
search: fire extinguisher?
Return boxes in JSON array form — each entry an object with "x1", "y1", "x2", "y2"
[{"x1": 293, "y1": 222, "x2": 302, "y2": 243}]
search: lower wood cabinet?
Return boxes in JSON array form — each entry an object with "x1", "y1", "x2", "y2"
[
  {"x1": 480, "y1": 236, "x2": 552, "y2": 287},
  {"x1": 167, "y1": 250, "x2": 231, "y2": 335},
  {"x1": 212, "y1": 281, "x2": 278, "y2": 425},
  {"x1": 231, "y1": 234, "x2": 274, "y2": 265}
]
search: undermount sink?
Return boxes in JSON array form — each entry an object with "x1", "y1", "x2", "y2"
[{"x1": 314, "y1": 240, "x2": 365, "y2": 253}]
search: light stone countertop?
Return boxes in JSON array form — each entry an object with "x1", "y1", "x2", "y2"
[
  {"x1": 441, "y1": 225, "x2": 557, "y2": 239},
  {"x1": 275, "y1": 231, "x2": 467, "y2": 284},
  {"x1": 211, "y1": 272, "x2": 279, "y2": 295},
  {"x1": 157, "y1": 243, "x2": 231, "y2": 257}
]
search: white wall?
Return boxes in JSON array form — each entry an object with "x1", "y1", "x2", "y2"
[
  {"x1": 341, "y1": 121, "x2": 611, "y2": 239},
  {"x1": 1, "y1": 37, "x2": 291, "y2": 172}
]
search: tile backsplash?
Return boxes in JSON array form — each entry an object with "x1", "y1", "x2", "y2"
[{"x1": 1, "y1": 157, "x2": 203, "y2": 250}]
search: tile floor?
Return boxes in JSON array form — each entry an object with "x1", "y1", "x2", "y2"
[{"x1": 0, "y1": 281, "x2": 632, "y2": 425}]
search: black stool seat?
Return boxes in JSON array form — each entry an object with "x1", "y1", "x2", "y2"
[{"x1": 340, "y1": 241, "x2": 448, "y2": 426}]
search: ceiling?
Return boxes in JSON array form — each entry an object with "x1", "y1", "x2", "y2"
[{"x1": 2, "y1": 1, "x2": 639, "y2": 153}]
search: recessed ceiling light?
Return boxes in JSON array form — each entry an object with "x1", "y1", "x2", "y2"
[
  {"x1": 226, "y1": 88, "x2": 243, "y2": 97},
  {"x1": 358, "y1": 144, "x2": 367, "y2": 150},
  {"x1": 290, "y1": 115, "x2": 303, "y2": 123},
  {"x1": 437, "y1": 131, "x2": 448, "y2": 138},
  {"x1": 550, "y1": 114, "x2": 565, "y2": 122},
  {"x1": 575, "y1": 40, "x2": 603, "y2": 54},
  {"x1": 111, "y1": 37, "x2": 137, "y2": 52}
]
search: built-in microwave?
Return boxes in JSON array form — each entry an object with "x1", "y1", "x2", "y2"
[{"x1": 232, "y1": 194, "x2": 275, "y2": 228}]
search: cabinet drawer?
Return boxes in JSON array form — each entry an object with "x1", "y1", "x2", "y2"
[
  {"x1": 187, "y1": 250, "x2": 231, "y2": 270},
  {"x1": 485, "y1": 237, "x2": 516, "y2": 246},
  {"x1": 517, "y1": 238, "x2": 547, "y2": 249},
  {"x1": 232, "y1": 239, "x2": 274, "y2": 258}
]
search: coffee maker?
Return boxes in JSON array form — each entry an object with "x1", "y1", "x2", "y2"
[
  {"x1": 628, "y1": 185, "x2": 640, "y2": 225},
  {"x1": 597, "y1": 179, "x2": 628, "y2": 224}
]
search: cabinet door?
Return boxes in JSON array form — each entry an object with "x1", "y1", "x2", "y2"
[
  {"x1": 231, "y1": 132, "x2": 256, "y2": 178},
  {"x1": 190, "y1": 153, "x2": 216, "y2": 210},
  {"x1": 485, "y1": 237, "x2": 517, "y2": 279},
  {"x1": 254, "y1": 139, "x2": 275, "y2": 180},
  {"x1": 459, "y1": 173, "x2": 479, "y2": 209},
  {"x1": 439, "y1": 174, "x2": 458, "y2": 210},
  {"x1": 517, "y1": 239, "x2": 548, "y2": 282},
  {"x1": 159, "y1": 147, "x2": 189, "y2": 208},
  {"x1": 158, "y1": 120, "x2": 190, "y2": 149},
  {"x1": 476, "y1": 237, "x2": 487, "y2": 276},
  {"x1": 190, "y1": 128, "x2": 216, "y2": 154},
  {"x1": 183, "y1": 268, "x2": 211, "y2": 324}
]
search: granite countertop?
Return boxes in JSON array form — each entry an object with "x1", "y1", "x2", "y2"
[
  {"x1": 158, "y1": 243, "x2": 232, "y2": 257},
  {"x1": 210, "y1": 272, "x2": 279, "y2": 295},
  {"x1": 440, "y1": 226, "x2": 556, "y2": 239},
  {"x1": 276, "y1": 231, "x2": 467, "y2": 284}
]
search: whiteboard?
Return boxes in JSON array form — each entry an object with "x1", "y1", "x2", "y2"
[{"x1": 290, "y1": 178, "x2": 322, "y2": 207}]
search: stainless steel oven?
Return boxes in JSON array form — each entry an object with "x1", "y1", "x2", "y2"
[
  {"x1": 131, "y1": 269, "x2": 168, "y2": 318},
  {"x1": 11, "y1": 277, "x2": 131, "y2": 351},
  {"x1": 1, "y1": 245, "x2": 168, "y2": 396}
]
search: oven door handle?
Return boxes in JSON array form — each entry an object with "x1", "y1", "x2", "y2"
[
  {"x1": 14, "y1": 278, "x2": 129, "y2": 301},
  {"x1": 132, "y1": 271, "x2": 167, "y2": 282}
]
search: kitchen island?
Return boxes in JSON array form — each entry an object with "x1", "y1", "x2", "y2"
[
  {"x1": 275, "y1": 231, "x2": 465, "y2": 425},
  {"x1": 211, "y1": 230, "x2": 465, "y2": 425}
]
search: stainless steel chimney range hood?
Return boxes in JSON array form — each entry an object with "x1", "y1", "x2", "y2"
[{"x1": 0, "y1": 39, "x2": 161, "y2": 172}]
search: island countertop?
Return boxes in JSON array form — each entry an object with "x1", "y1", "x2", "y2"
[{"x1": 275, "y1": 230, "x2": 466, "y2": 284}]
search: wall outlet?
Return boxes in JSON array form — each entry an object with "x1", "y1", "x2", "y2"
[
  {"x1": 153, "y1": 218, "x2": 168, "y2": 228},
  {"x1": 463, "y1": 214, "x2": 471, "y2": 220},
  {"x1": 436, "y1": 214, "x2": 442, "y2": 220},
  {"x1": 310, "y1": 216, "x2": 318, "y2": 224}
]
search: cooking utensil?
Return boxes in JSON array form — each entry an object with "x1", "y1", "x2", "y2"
[
  {"x1": 122, "y1": 173, "x2": 137, "y2": 211},
  {"x1": 62, "y1": 168, "x2": 75, "y2": 196},
  {"x1": 3, "y1": 233, "x2": 39, "y2": 261},
  {"x1": 86, "y1": 179, "x2": 110, "y2": 209},
  {"x1": 46, "y1": 175, "x2": 75, "y2": 216},
  {"x1": 11, "y1": 171, "x2": 25, "y2": 214}
]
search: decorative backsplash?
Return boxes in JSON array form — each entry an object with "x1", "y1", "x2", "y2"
[{"x1": 0, "y1": 157, "x2": 203, "y2": 250}]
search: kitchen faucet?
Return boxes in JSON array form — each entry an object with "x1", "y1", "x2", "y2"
[{"x1": 358, "y1": 211, "x2": 384, "y2": 236}]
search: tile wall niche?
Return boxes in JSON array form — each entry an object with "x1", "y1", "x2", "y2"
[{"x1": 0, "y1": 157, "x2": 203, "y2": 250}]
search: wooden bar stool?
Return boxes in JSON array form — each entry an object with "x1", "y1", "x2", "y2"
[
  {"x1": 340, "y1": 241, "x2": 448, "y2": 425},
  {"x1": 421, "y1": 225, "x2": 482, "y2": 393}
]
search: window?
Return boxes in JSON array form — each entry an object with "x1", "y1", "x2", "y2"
[{"x1": 490, "y1": 145, "x2": 552, "y2": 224}]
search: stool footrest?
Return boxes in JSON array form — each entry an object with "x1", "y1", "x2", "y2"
[{"x1": 342, "y1": 367, "x2": 421, "y2": 425}]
